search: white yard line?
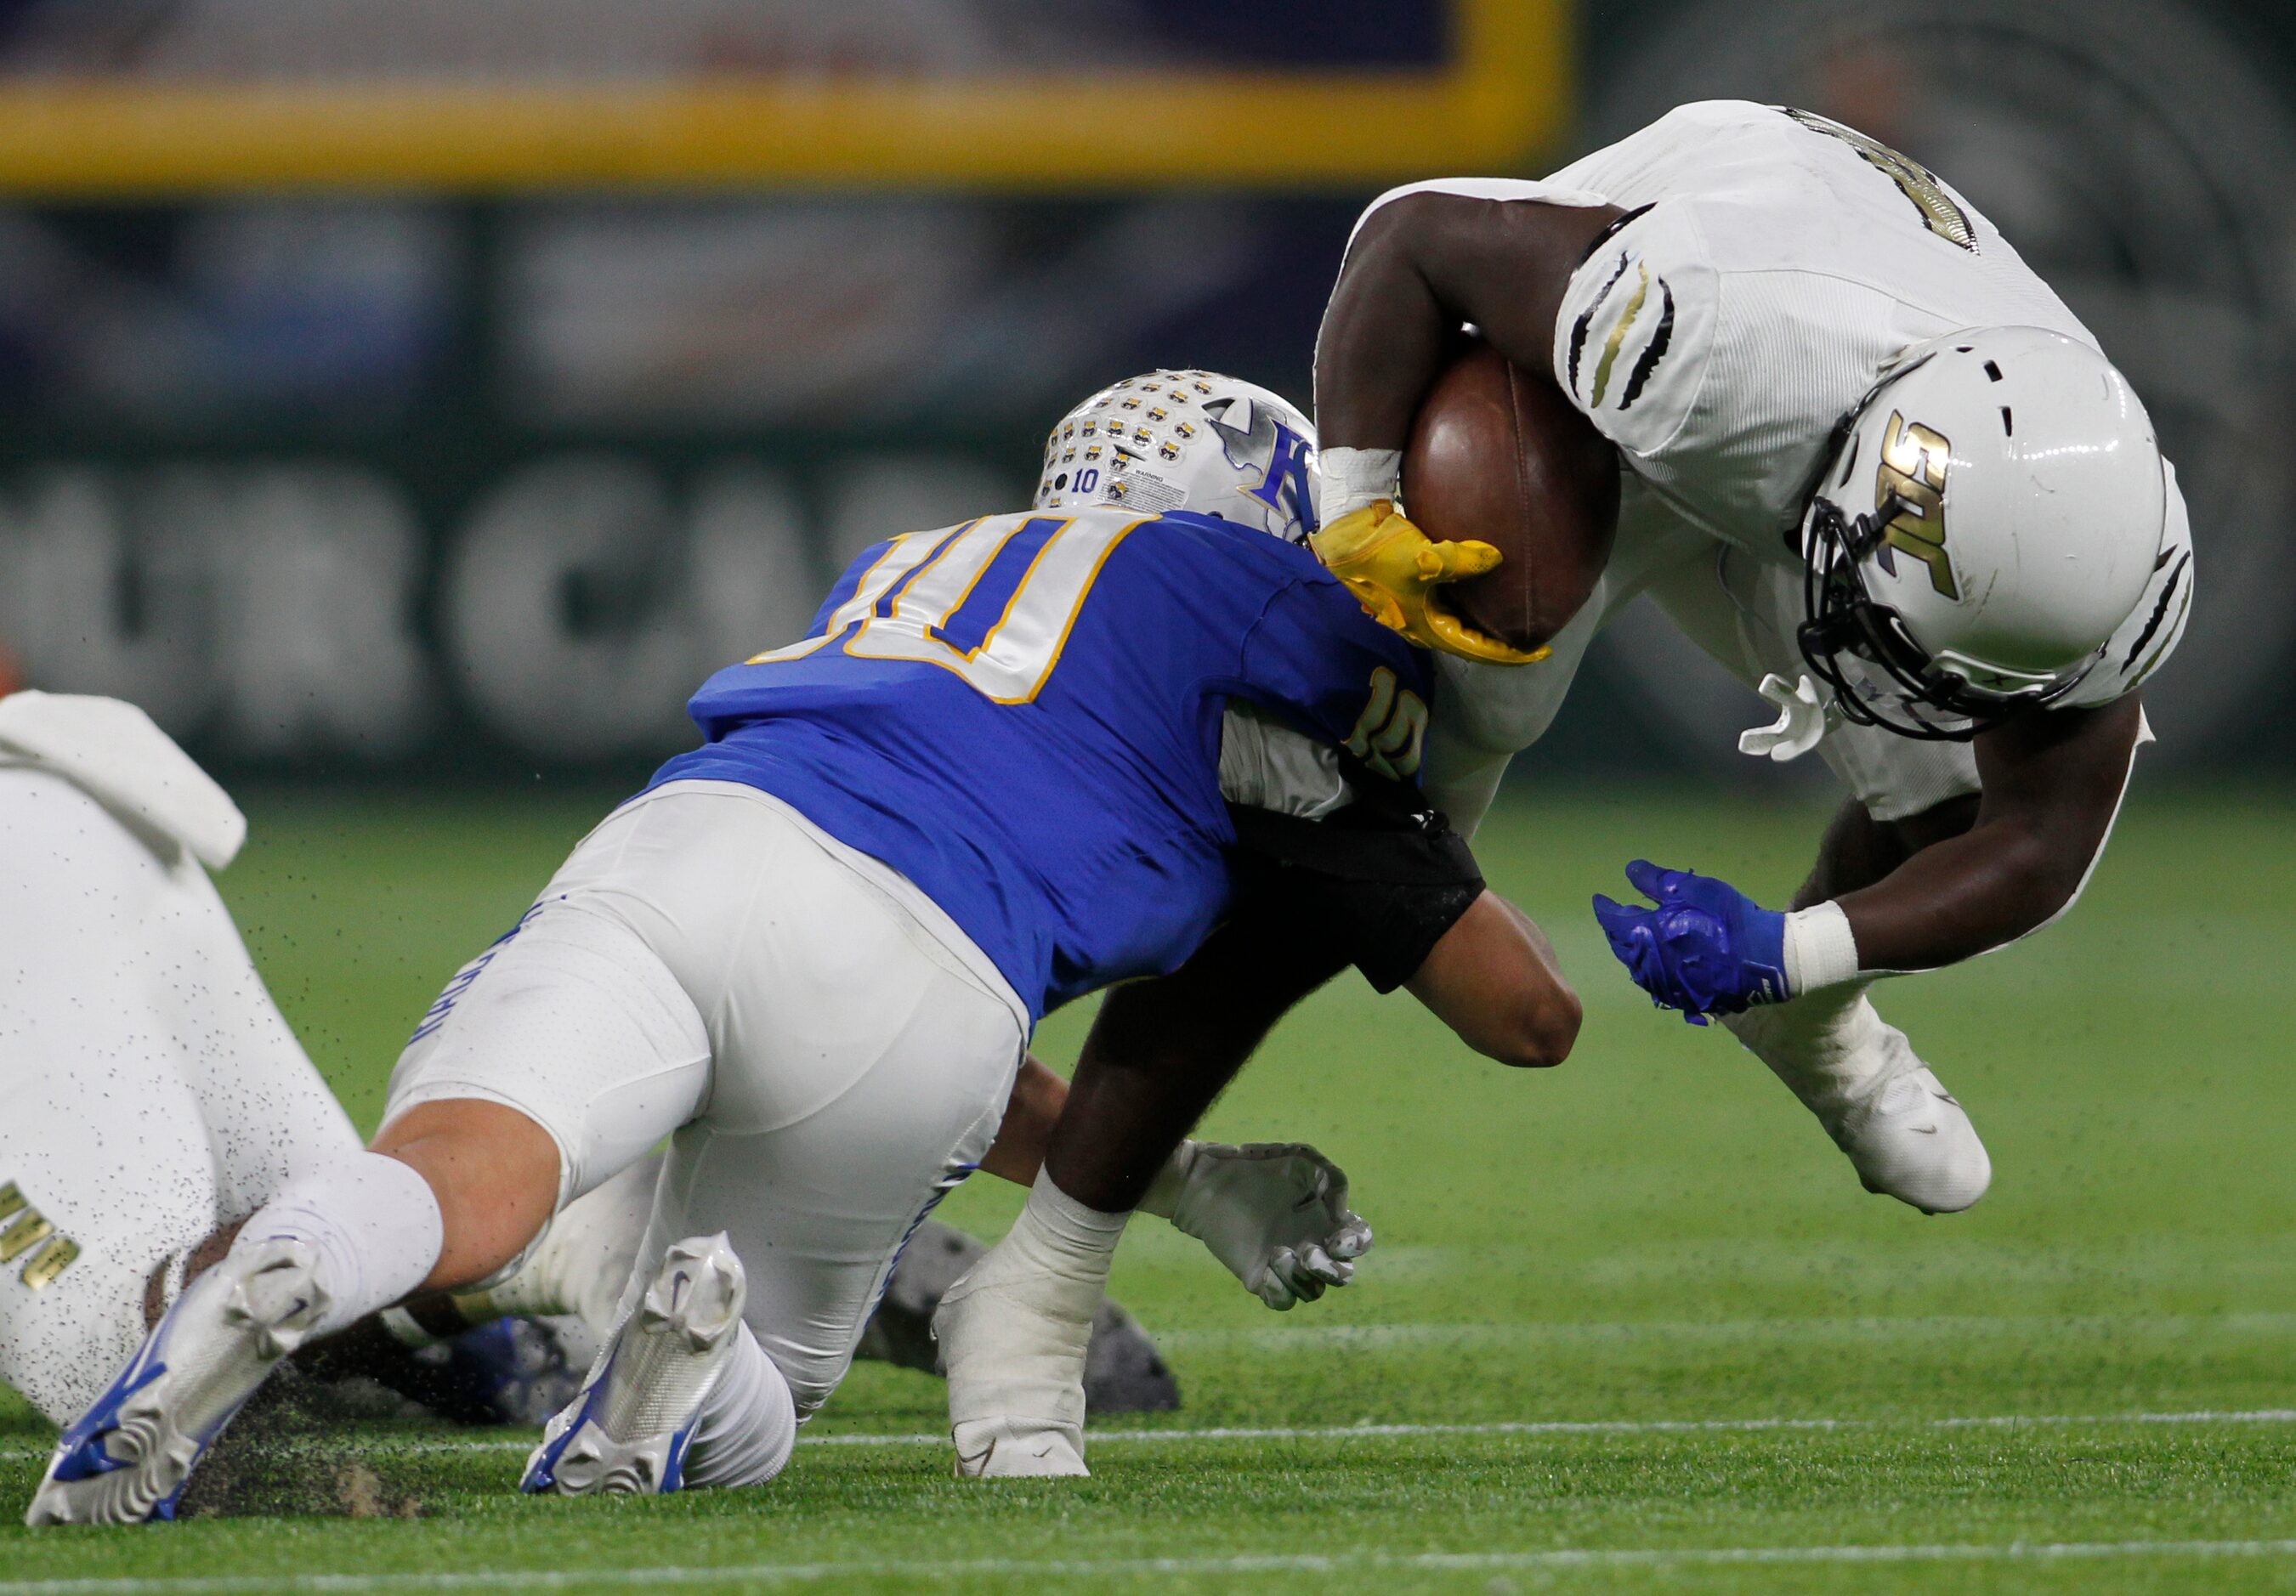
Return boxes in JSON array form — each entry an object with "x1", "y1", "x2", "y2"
[
  {"x1": 7, "y1": 1539, "x2": 2296, "y2": 1592},
  {"x1": 1148, "y1": 1308, "x2": 2296, "y2": 1351},
  {"x1": 5, "y1": 1406, "x2": 2295, "y2": 1463}
]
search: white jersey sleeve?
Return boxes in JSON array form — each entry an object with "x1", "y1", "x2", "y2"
[{"x1": 1550, "y1": 201, "x2": 1716, "y2": 461}]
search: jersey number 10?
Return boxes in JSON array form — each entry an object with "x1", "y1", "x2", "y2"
[{"x1": 751, "y1": 514, "x2": 1136, "y2": 704}]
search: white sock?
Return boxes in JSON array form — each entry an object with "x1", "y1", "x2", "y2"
[
  {"x1": 233, "y1": 1152, "x2": 445, "y2": 1338},
  {"x1": 682, "y1": 1324, "x2": 797, "y2": 1488},
  {"x1": 1019, "y1": 1174, "x2": 1132, "y2": 1273}
]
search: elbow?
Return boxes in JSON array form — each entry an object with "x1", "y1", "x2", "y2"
[
  {"x1": 1993, "y1": 822, "x2": 2094, "y2": 940},
  {"x1": 1347, "y1": 190, "x2": 1447, "y2": 270},
  {"x1": 1482, "y1": 983, "x2": 1582, "y2": 1070}
]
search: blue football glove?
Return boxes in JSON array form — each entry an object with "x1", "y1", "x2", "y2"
[{"x1": 1592, "y1": 861, "x2": 1789, "y2": 1024}]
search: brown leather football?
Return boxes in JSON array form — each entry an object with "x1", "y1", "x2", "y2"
[{"x1": 1400, "y1": 342, "x2": 1620, "y2": 654}]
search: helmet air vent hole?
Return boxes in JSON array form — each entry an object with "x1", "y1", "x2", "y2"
[
  {"x1": 2000, "y1": 407, "x2": 2014, "y2": 436},
  {"x1": 1053, "y1": 473, "x2": 1069, "y2": 489},
  {"x1": 1957, "y1": 344, "x2": 1975, "y2": 353},
  {"x1": 1983, "y1": 360, "x2": 2004, "y2": 382}
]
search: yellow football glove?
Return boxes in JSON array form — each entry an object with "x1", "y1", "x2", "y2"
[{"x1": 1308, "y1": 501, "x2": 1550, "y2": 666}]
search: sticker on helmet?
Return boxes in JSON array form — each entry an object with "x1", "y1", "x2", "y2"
[{"x1": 1874, "y1": 410, "x2": 1958, "y2": 600}]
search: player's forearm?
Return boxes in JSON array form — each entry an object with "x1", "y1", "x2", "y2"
[
  {"x1": 979, "y1": 1055, "x2": 1069, "y2": 1188},
  {"x1": 1403, "y1": 890, "x2": 1580, "y2": 1067},
  {"x1": 1314, "y1": 198, "x2": 1461, "y2": 453},
  {"x1": 1824, "y1": 699, "x2": 2143, "y2": 973},
  {"x1": 1829, "y1": 818, "x2": 2088, "y2": 971}
]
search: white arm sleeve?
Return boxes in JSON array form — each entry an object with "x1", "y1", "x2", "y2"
[{"x1": 1550, "y1": 201, "x2": 1717, "y2": 460}]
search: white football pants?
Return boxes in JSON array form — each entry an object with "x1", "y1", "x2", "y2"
[
  {"x1": 383, "y1": 779, "x2": 1028, "y2": 1417},
  {"x1": 0, "y1": 766, "x2": 360, "y2": 1424}
]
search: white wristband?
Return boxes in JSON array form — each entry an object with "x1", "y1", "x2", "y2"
[
  {"x1": 1783, "y1": 902, "x2": 1862, "y2": 995},
  {"x1": 1317, "y1": 446, "x2": 1401, "y2": 523}
]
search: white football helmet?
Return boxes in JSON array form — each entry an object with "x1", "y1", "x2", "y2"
[
  {"x1": 1034, "y1": 370, "x2": 1320, "y2": 543},
  {"x1": 1797, "y1": 327, "x2": 2168, "y2": 738}
]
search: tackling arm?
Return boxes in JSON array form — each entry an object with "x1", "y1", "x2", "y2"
[
  {"x1": 1405, "y1": 890, "x2": 1580, "y2": 1067},
  {"x1": 978, "y1": 1055, "x2": 1070, "y2": 1188}
]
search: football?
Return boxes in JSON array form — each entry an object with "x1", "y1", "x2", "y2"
[{"x1": 1400, "y1": 341, "x2": 1620, "y2": 654}]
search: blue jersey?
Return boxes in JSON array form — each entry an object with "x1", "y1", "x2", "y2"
[{"x1": 649, "y1": 507, "x2": 1431, "y2": 1021}]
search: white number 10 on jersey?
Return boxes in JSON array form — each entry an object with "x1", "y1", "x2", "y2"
[{"x1": 750, "y1": 513, "x2": 1137, "y2": 704}]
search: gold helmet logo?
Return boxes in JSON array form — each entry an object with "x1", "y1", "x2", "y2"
[{"x1": 1874, "y1": 410, "x2": 1958, "y2": 600}]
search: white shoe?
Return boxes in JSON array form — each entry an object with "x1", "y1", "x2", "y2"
[
  {"x1": 934, "y1": 1260, "x2": 1091, "y2": 1480},
  {"x1": 1830, "y1": 1065, "x2": 1992, "y2": 1214},
  {"x1": 1726, "y1": 993, "x2": 1993, "y2": 1214},
  {"x1": 26, "y1": 1239, "x2": 326, "y2": 1525},
  {"x1": 950, "y1": 1415, "x2": 1088, "y2": 1479},
  {"x1": 521, "y1": 1233, "x2": 745, "y2": 1497}
]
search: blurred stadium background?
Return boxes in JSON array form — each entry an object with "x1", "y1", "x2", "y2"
[{"x1": 0, "y1": 0, "x2": 2282, "y2": 788}]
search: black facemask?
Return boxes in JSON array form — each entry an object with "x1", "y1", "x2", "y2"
[{"x1": 1795, "y1": 493, "x2": 2072, "y2": 742}]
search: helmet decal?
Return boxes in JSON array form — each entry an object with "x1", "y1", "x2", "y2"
[
  {"x1": 1204, "y1": 395, "x2": 1320, "y2": 538},
  {"x1": 1035, "y1": 371, "x2": 1319, "y2": 541},
  {"x1": 1873, "y1": 411, "x2": 1957, "y2": 599}
]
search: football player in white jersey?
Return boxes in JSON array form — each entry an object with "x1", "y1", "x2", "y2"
[
  {"x1": 1302, "y1": 99, "x2": 2191, "y2": 1214},
  {"x1": 0, "y1": 692, "x2": 371, "y2": 1428}
]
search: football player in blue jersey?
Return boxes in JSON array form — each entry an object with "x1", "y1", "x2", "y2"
[{"x1": 30, "y1": 372, "x2": 1577, "y2": 1522}]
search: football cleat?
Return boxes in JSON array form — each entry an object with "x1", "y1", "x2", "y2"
[
  {"x1": 383, "y1": 1316, "x2": 586, "y2": 1428},
  {"x1": 521, "y1": 1233, "x2": 745, "y2": 1497},
  {"x1": 1728, "y1": 994, "x2": 1992, "y2": 1214},
  {"x1": 26, "y1": 1238, "x2": 326, "y2": 1525}
]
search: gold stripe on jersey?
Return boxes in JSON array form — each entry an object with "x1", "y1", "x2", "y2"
[
  {"x1": 0, "y1": 1207, "x2": 54, "y2": 1265},
  {"x1": 1589, "y1": 264, "x2": 1652, "y2": 410}
]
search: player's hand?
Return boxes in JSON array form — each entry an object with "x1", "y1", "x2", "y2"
[
  {"x1": 1146, "y1": 1141, "x2": 1373, "y2": 1310},
  {"x1": 1309, "y1": 501, "x2": 1550, "y2": 667},
  {"x1": 1592, "y1": 861, "x2": 1789, "y2": 1023}
]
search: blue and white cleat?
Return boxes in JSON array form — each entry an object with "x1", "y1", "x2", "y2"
[
  {"x1": 521, "y1": 1233, "x2": 745, "y2": 1497},
  {"x1": 26, "y1": 1239, "x2": 326, "y2": 1525}
]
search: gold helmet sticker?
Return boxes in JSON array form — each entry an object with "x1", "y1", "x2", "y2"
[{"x1": 1875, "y1": 410, "x2": 1959, "y2": 600}]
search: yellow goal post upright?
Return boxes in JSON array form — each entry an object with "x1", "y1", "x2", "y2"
[{"x1": 0, "y1": 0, "x2": 1569, "y2": 195}]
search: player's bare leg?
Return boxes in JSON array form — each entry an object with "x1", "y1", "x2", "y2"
[{"x1": 1719, "y1": 795, "x2": 1993, "y2": 1214}]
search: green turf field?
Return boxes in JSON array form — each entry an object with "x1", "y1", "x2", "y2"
[{"x1": 5, "y1": 785, "x2": 2293, "y2": 1593}]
